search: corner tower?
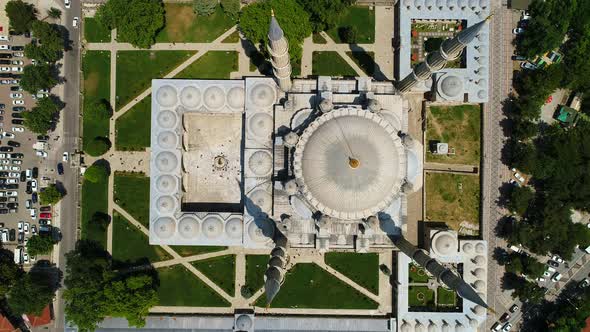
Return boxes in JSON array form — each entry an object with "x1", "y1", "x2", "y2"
[{"x1": 267, "y1": 10, "x2": 292, "y2": 92}]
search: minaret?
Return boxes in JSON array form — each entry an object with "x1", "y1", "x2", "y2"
[
  {"x1": 267, "y1": 10, "x2": 292, "y2": 92},
  {"x1": 396, "y1": 16, "x2": 491, "y2": 93}
]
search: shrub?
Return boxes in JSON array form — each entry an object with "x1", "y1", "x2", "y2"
[
  {"x1": 193, "y1": 0, "x2": 217, "y2": 16},
  {"x1": 85, "y1": 137, "x2": 111, "y2": 156},
  {"x1": 84, "y1": 164, "x2": 109, "y2": 183},
  {"x1": 220, "y1": 0, "x2": 239, "y2": 20},
  {"x1": 338, "y1": 26, "x2": 357, "y2": 44}
]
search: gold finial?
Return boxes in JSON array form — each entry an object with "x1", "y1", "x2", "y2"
[
  {"x1": 484, "y1": 13, "x2": 494, "y2": 22},
  {"x1": 271, "y1": 8, "x2": 275, "y2": 17},
  {"x1": 349, "y1": 157, "x2": 360, "y2": 169}
]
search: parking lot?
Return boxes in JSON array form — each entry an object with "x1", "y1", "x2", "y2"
[{"x1": 0, "y1": 34, "x2": 59, "y2": 266}]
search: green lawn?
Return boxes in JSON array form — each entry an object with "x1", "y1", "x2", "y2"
[
  {"x1": 437, "y1": 287, "x2": 457, "y2": 306},
  {"x1": 116, "y1": 50, "x2": 194, "y2": 110},
  {"x1": 82, "y1": 51, "x2": 110, "y2": 153},
  {"x1": 175, "y1": 51, "x2": 238, "y2": 79},
  {"x1": 112, "y1": 212, "x2": 171, "y2": 262},
  {"x1": 425, "y1": 172, "x2": 481, "y2": 235},
  {"x1": 409, "y1": 263, "x2": 430, "y2": 283},
  {"x1": 170, "y1": 246, "x2": 227, "y2": 257},
  {"x1": 115, "y1": 95, "x2": 151, "y2": 151},
  {"x1": 192, "y1": 255, "x2": 235, "y2": 295},
  {"x1": 113, "y1": 172, "x2": 150, "y2": 227},
  {"x1": 326, "y1": 6, "x2": 375, "y2": 44},
  {"x1": 312, "y1": 33, "x2": 327, "y2": 44},
  {"x1": 222, "y1": 31, "x2": 240, "y2": 43},
  {"x1": 80, "y1": 177, "x2": 109, "y2": 248},
  {"x1": 84, "y1": 17, "x2": 111, "y2": 43},
  {"x1": 426, "y1": 104, "x2": 481, "y2": 165},
  {"x1": 325, "y1": 252, "x2": 379, "y2": 294},
  {"x1": 312, "y1": 51, "x2": 357, "y2": 77},
  {"x1": 155, "y1": 4, "x2": 235, "y2": 43},
  {"x1": 157, "y1": 265, "x2": 230, "y2": 307},
  {"x1": 408, "y1": 286, "x2": 435, "y2": 308},
  {"x1": 346, "y1": 51, "x2": 375, "y2": 76},
  {"x1": 256, "y1": 263, "x2": 378, "y2": 309},
  {"x1": 244, "y1": 255, "x2": 268, "y2": 297}
]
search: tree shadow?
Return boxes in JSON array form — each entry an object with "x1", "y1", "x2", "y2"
[
  {"x1": 240, "y1": 38, "x2": 272, "y2": 76},
  {"x1": 29, "y1": 259, "x2": 63, "y2": 293},
  {"x1": 347, "y1": 44, "x2": 387, "y2": 81}
]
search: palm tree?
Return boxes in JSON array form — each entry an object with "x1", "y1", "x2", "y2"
[{"x1": 47, "y1": 7, "x2": 61, "y2": 20}]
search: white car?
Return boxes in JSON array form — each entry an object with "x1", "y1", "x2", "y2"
[
  {"x1": 31, "y1": 225, "x2": 36, "y2": 235},
  {"x1": 11, "y1": 60, "x2": 23, "y2": 65},
  {"x1": 17, "y1": 221, "x2": 23, "y2": 232},
  {"x1": 2, "y1": 132, "x2": 14, "y2": 138},
  {"x1": 0, "y1": 153, "x2": 5, "y2": 159},
  {"x1": 0, "y1": 80, "x2": 9, "y2": 85},
  {"x1": 551, "y1": 272, "x2": 562, "y2": 282},
  {"x1": 543, "y1": 270, "x2": 551, "y2": 277},
  {"x1": 31, "y1": 179, "x2": 37, "y2": 192},
  {"x1": 12, "y1": 100, "x2": 24, "y2": 105},
  {"x1": 536, "y1": 277, "x2": 545, "y2": 282},
  {"x1": 23, "y1": 253, "x2": 29, "y2": 264},
  {"x1": 11, "y1": 127, "x2": 24, "y2": 132},
  {"x1": 9, "y1": 79, "x2": 19, "y2": 85},
  {"x1": 35, "y1": 150, "x2": 48, "y2": 158},
  {"x1": 65, "y1": 0, "x2": 71, "y2": 8},
  {"x1": 38, "y1": 88, "x2": 49, "y2": 93},
  {"x1": 0, "y1": 36, "x2": 9, "y2": 42},
  {"x1": 0, "y1": 160, "x2": 8, "y2": 165},
  {"x1": 36, "y1": 93, "x2": 49, "y2": 98},
  {"x1": 6, "y1": 178, "x2": 17, "y2": 184},
  {"x1": 11, "y1": 67, "x2": 22, "y2": 72},
  {"x1": 0, "y1": 165, "x2": 8, "y2": 171},
  {"x1": 521, "y1": 11, "x2": 531, "y2": 21},
  {"x1": 6, "y1": 191, "x2": 17, "y2": 196},
  {"x1": 502, "y1": 322, "x2": 513, "y2": 332},
  {"x1": 12, "y1": 160, "x2": 22, "y2": 165},
  {"x1": 24, "y1": 222, "x2": 29, "y2": 234},
  {"x1": 9, "y1": 93, "x2": 22, "y2": 99},
  {"x1": 25, "y1": 200, "x2": 31, "y2": 209},
  {"x1": 9, "y1": 166, "x2": 19, "y2": 171},
  {"x1": 30, "y1": 208, "x2": 36, "y2": 219},
  {"x1": 514, "y1": 172, "x2": 525, "y2": 182},
  {"x1": 62, "y1": 152, "x2": 69, "y2": 162},
  {"x1": 12, "y1": 52, "x2": 23, "y2": 57},
  {"x1": 0, "y1": 192, "x2": 6, "y2": 197},
  {"x1": 0, "y1": 67, "x2": 9, "y2": 72},
  {"x1": 551, "y1": 255, "x2": 564, "y2": 263},
  {"x1": 8, "y1": 172, "x2": 19, "y2": 178},
  {"x1": 0, "y1": 45, "x2": 10, "y2": 50},
  {"x1": 73, "y1": 17, "x2": 79, "y2": 28},
  {"x1": 512, "y1": 28, "x2": 524, "y2": 35}
]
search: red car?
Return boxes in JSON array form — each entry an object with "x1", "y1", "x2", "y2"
[
  {"x1": 39, "y1": 212, "x2": 52, "y2": 219},
  {"x1": 546, "y1": 95, "x2": 553, "y2": 104}
]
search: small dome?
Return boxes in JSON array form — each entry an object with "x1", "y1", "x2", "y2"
[
  {"x1": 248, "y1": 150, "x2": 273, "y2": 177},
  {"x1": 265, "y1": 266, "x2": 283, "y2": 281},
  {"x1": 446, "y1": 0, "x2": 457, "y2": 7},
  {"x1": 455, "y1": 322, "x2": 465, "y2": 332},
  {"x1": 476, "y1": 66, "x2": 487, "y2": 75},
  {"x1": 468, "y1": 0, "x2": 478, "y2": 7},
  {"x1": 400, "y1": 322, "x2": 412, "y2": 332},
  {"x1": 153, "y1": 217, "x2": 176, "y2": 239},
  {"x1": 283, "y1": 179, "x2": 298, "y2": 195},
  {"x1": 248, "y1": 112, "x2": 273, "y2": 138},
  {"x1": 476, "y1": 55, "x2": 487, "y2": 65},
  {"x1": 202, "y1": 215, "x2": 224, "y2": 239},
  {"x1": 473, "y1": 305, "x2": 486, "y2": 316},
  {"x1": 477, "y1": 90, "x2": 487, "y2": 99},
  {"x1": 155, "y1": 195, "x2": 177, "y2": 214},
  {"x1": 479, "y1": 0, "x2": 488, "y2": 7},
  {"x1": 319, "y1": 98, "x2": 333, "y2": 112},
  {"x1": 476, "y1": 242, "x2": 486, "y2": 253},
  {"x1": 473, "y1": 268, "x2": 485, "y2": 278},
  {"x1": 156, "y1": 85, "x2": 177, "y2": 107},
  {"x1": 433, "y1": 232, "x2": 458, "y2": 256},
  {"x1": 179, "y1": 86, "x2": 201, "y2": 108},
  {"x1": 367, "y1": 98, "x2": 381, "y2": 112},
  {"x1": 477, "y1": 33, "x2": 488, "y2": 42},
  {"x1": 155, "y1": 175, "x2": 178, "y2": 194},
  {"x1": 474, "y1": 280, "x2": 485, "y2": 290},
  {"x1": 250, "y1": 83, "x2": 276, "y2": 108},
  {"x1": 457, "y1": 0, "x2": 466, "y2": 7},
  {"x1": 157, "y1": 131, "x2": 178, "y2": 149},
  {"x1": 442, "y1": 322, "x2": 451, "y2": 332},
  {"x1": 156, "y1": 110, "x2": 178, "y2": 129},
  {"x1": 474, "y1": 255, "x2": 486, "y2": 265},
  {"x1": 476, "y1": 44, "x2": 487, "y2": 54},
  {"x1": 203, "y1": 86, "x2": 226, "y2": 110},
  {"x1": 225, "y1": 217, "x2": 243, "y2": 239},
  {"x1": 271, "y1": 247, "x2": 286, "y2": 258},
  {"x1": 440, "y1": 75, "x2": 463, "y2": 97},
  {"x1": 248, "y1": 189, "x2": 272, "y2": 212},
  {"x1": 248, "y1": 219, "x2": 275, "y2": 242},
  {"x1": 227, "y1": 86, "x2": 245, "y2": 109},
  {"x1": 469, "y1": 318, "x2": 479, "y2": 328},
  {"x1": 404, "y1": 0, "x2": 412, "y2": 6},
  {"x1": 414, "y1": 0, "x2": 424, "y2": 7},
  {"x1": 155, "y1": 151, "x2": 179, "y2": 172},
  {"x1": 476, "y1": 79, "x2": 487, "y2": 87},
  {"x1": 436, "y1": 0, "x2": 445, "y2": 7},
  {"x1": 235, "y1": 315, "x2": 253, "y2": 331},
  {"x1": 428, "y1": 322, "x2": 437, "y2": 332},
  {"x1": 269, "y1": 255, "x2": 285, "y2": 268},
  {"x1": 415, "y1": 321, "x2": 426, "y2": 332},
  {"x1": 178, "y1": 215, "x2": 200, "y2": 239},
  {"x1": 284, "y1": 132, "x2": 299, "y2": 148},
  {"x1": 425, "y1": 0, "x2": 435, "y2": 7},
  {"x1": 462, "y1": 242, "x2": 474, "y2": 253}
]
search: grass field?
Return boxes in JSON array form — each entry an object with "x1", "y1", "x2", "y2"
[
  {"x1": 325, "y1": 252, "x2": 379, "y2": 294},
  {"x1": 313, "y1": 33, "x2": 327, "y2": 44},
  {"x1": 84, "y1": 17, "x2": 110, "y2": 43},
  {"x1": 115, "y1": 95, "x2": 151, "y2": 151},
  {"x1": 312, "y1": 51, "x2": 357, "y2": 77},
  {"x1": 326, "y1": 6, "x2": 375, "y2": 43},
  {"x1": 113, "y1": 172, "x2": 150, "y2": 227},
  {"x1": 346, "y1": 51, "x2": 375, "y2": 76},
  {"x1": 408, "y1": 286, "x2": 435, "y2": 308},
  {"x1": 157, "y1": 265, "x2": 230, "y2": 307},
  {"x1": 426, "y1": 104, "x2": 481, "y2": 165},
  {"x1": 222, "y1": 31, "x2": 240, "y2": 43},
  {"x1": 408, "y1": 263, "x2": 430, "y2": 283},
  {"x1": 82, "y1": 51, "x2": 110, "y2": 153},
  {"x1": 425, "y1": 172, "x2": 481, "y2": 234},
  {"x1": 80, "y1": 177, "x2": 108, "y2": 248},
  {"x1": 170, "y1": 246, "x2": 227, "y2": 257},
  {"x1": 116, "y1": 50, "x2": 194, "y2": 109},
  {"x1": 155, "y1": 4, "x2": 235, "y2": 43},
  {"x1": 192, "y1": 255, "x2": 235, "y2": 295},
  {"x1": 175, "y1": 51, "x2": 238, "y2": 79},
  {"x1": 112, "y1": 212, "x2": 171, "y2": 262},
  {"x1": 244, "y1": 255, "x2": 268, "y2": 296},
  {"x1": 437, "y1": 287, "x2": 457, "y2": 306},
  {"x1": 256, "y1": 263, "x2": 378, "y2": 309}
]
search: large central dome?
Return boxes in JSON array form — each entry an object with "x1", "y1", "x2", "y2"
[{"x1": 293, "y1": 108, "x2": 406, "y2": 219}]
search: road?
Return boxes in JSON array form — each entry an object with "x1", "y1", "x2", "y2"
[{"x1": 52, "y1": 0, "x2": 82, "y2": 330}]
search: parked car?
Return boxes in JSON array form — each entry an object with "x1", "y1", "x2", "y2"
[
  {"x1": 502, "y1": 322, "x2": 513, "y2": 332},
  {"x1": 11, "y1": 127, "x2": 23, "y2": 132},
  {"x1": 40, "y1": 212, "x2": 52, "y2": 219},
  {"x1": 6, "y1": 140, "x2": 19, "y2": 147},
  {"x1": 547, "y1": 260, "x2": 559, "y2": 268},
  {"x1": 12, "y1": 100, "x2": 23, "y2": 105},
  {"x1": 17, "y1": 220, "x2": 23, "y2": 232},
  {"x1": 512, "y1": 54, "x2": 527, "y2": 61},
  {"x1": 57, "y1": 163, "x2": 64, "y2": 175},
  {"x1": 40, "y1": 206, "x2": 51, "y2": 212},
  {"x1": 73, "y1": 17, "x2": 79, "y2": 28},
  {"x1": 31, "y1": 192, "x2": 37, "y2": 204},
  {"x1": 521, "y1": 61, "x2": 537, "y2": 70},
  {"x1": 551, "y1": 255, "x2": 564, "y2": 263},
  {"x1": 512, "y1": 27, "x2": 525, "y2": 35}
]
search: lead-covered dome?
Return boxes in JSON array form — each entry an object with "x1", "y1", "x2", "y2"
[
  {"x1": 439, "y1": 75, "x2": 463, "y2": 97},
  {"x1": 293, "y1": 108, "x2": 406, "y2": 219}
]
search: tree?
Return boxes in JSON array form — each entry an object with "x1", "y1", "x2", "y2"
[
  {"x1": 85, "y1": 99, "x2": 111, "y2": 122},
  {"x1": 220, "y1": 0, "x2": 239, "y2": 21},
  {"x1": 5, "y1": 0, "x2": 37, "y2": 34},
  {"x1": 240, "y1": 0, "x2": 312, "y2": 65},
  {"x1": 26, "y1": 235, "x2": 56, "y2": 257},
  {"x1": 296, "y1": 0, "x2": 354, "y2": 32},
  {"x1": 0, "y1": 249, "x2": 21, "y2": 298},
  {"x1": 338, "y1": 26, "x2": 357, "y2": 43},
  {"x1": 84, "y1": 164, "x2": 109, "y2": 183},
  {"x1": 193, "y1": 0, "x2": 217, "y2": 16},
  {"x1": 507, "y1": 273, "x2": 546, "y2": 304},
  {"x1": 103, "y1": 275, "x2": 158, "y2": 327},
  {"x1": 22, "y1": 97, "x2": 61, "y2": 134},
  {"x1": 24, "y1": 20, "x2": 64, "y2": 63},
  {"x1": 7, "y1": 269, "x2": 58, "y2": 315},
  {"x1": 85, "y1": 137, "x2": 111, "y2": 157},
  {"x1": 96, "y1": 0, "x2": 164, "y2": 49},
  {"x1": 47, "y1": 7, "x2": 61, "y2": 19},
  {"x1": 508, "y1": 186, "x2": 535, "y2": 216},
  {"x1": 20, "y1": 64, "x2": 57, "y2": 94},
  {"x1": 39, "y1": 184, "x2": 64, "y2": 205}
]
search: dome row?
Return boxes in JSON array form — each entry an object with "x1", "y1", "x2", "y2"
[{"x1": 155, "y1": 84, "x2": 246, "y2": 110}]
